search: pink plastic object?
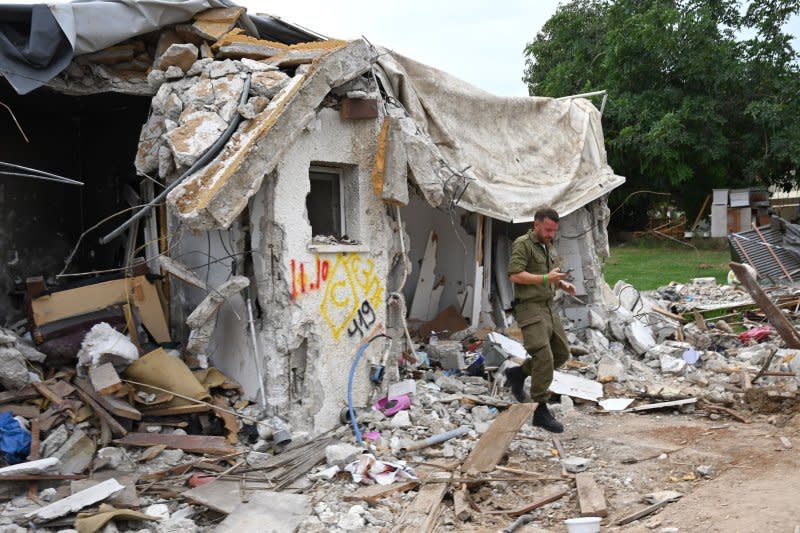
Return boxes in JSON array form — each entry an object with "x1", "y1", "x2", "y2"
[
  {"x1": 374, "y1": 394, "x2": 411, "y2": 416},
  {"x1": 739, "y1": 326, "x2": 773, "y2": 343},
  {"x1": 363, "y1": 431, "x2": 381, "y2": 441}
]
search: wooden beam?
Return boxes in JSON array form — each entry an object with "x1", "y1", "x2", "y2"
[
  {"x1": 114, "y1": 433, "x2": 237, "y2": 455},
  {"x1": 73, "y1": 380, "x2": 128, "y2": 437},
  {"x1": 393, "y1": 471, "x2": 450, "y2": 533},
  {"x1": 344, "y1": 480, "x2": 419, "y2": 505},
  {"x1": 575, "y1": 472, "x2": 608, "y2": 517},
  {"x1": 730, "y1": 262, "x2": 800, "y2": 348},
  {"x1": 462, "y1": 403, "x2": 536, "y2": 474},
  {"x1": 483, "y1": 486, "x2": 568, "y2": 517}
]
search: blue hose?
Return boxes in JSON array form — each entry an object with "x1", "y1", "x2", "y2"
[{"x1": 348, "y1": 335, "x2": 387, "y2": 445}]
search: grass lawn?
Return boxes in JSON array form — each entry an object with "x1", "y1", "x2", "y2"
[{"x1": 603, "y1": 240, "x2": 732, "y2": 290}]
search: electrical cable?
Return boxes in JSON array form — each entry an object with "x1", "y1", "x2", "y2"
[{"x1": 99, "y1": 73, "x2": 252, "y2": 245}]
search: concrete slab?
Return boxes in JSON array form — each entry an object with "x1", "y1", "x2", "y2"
[{"x1": 214, "y1": 491, "x2": 310, "y2": 532}]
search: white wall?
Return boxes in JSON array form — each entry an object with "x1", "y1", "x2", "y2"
[
  {"x1": 401, "y1": 192, "x2": 476, "y2": 322},
  {"x1": 247, "y1": 107, "x2": 391, "y2": 432}
]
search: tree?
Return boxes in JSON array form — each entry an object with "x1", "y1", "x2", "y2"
[{"x1": 523, "y1": 0, "x2": 800, "y2": 230}]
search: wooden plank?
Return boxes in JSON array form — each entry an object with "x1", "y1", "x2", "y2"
[
  {"x1": 0, "y1": 385, "x2": 39, "y2": 405},
  {"x1": 575, "y1": 472, "x2": 608, "y2": 517},
  {"x1": 453, "y1": 485, "x2": 472, "y2": 521},
  {"x1": 393, "y1": 471, "x2": 450, "y2": 533},
  {"x1": 72, "y1": 380, "x2": 127, "y2": 437},
  {"x1": 32, "y1": 382, "x2": 64, "y2": 407},
  {"x1": 99, "y1": 394, "x2": 142, "y2": 421},
  {"x1": 26, "y1": 418, "x2": 40, "y2": 499},
  {"x1": 627, "y1": 398, "x2": 697, "y2": 412},
  {"x1": 30, "y1": 275, "x2": 169, "y2": 343},
  {"x1": 344, "y1": 480, "x2": 419, "y2": 504},
  {"x1": 114, "y1": 433, "x2": 236, "y2": 455},
  {"x1": 483, "y1": 485, "x2": 568, "y2": 517},
  {"x1": 74, "y1": 377, "x2": 140, "y2": 420},
  {"x1": 140, "y1": 404, "x2": 210, "y2": 416},
  {"x1": 613, "y1": 498, "x2": 676, "y2": 526},
  {"x1": 651, "y1": 305, "x2": 686, "y2": 323},
  {"x1": 0, "y1": 404, "x2": 40, "y2": 418},
  {"x1": 462, "y1": 403, "x2": 536, "y2": 474},
  {"x1": 730, "y1": 262, "x2": 800, "y2": 348}
]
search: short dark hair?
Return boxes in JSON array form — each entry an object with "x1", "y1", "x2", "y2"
[{"x1": 534, "y1": 207, "x2": 559, "y2": 223}]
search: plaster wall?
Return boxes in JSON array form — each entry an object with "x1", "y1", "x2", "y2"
[
  {"x1": 401, "y1": 192, "x2": 476, "y2": 320},
  {"x1": 248, "y1": 107, "x2": 391, "y2": 432}
]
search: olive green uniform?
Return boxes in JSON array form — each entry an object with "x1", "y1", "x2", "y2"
[{"x1": 508, "y1": 229, "x2": 570, "y2": 403}]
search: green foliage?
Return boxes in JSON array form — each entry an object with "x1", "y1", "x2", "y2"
[{"x1": 524, "y1": 0, "x2": 800, "y2": 228}]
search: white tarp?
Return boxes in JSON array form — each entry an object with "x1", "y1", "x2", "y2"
[{"x1": 376, "y1": 52, "x2": 625, "y2": 222}]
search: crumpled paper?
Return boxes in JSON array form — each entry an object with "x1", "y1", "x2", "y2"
[{"x1": 344, "y1": 453, "x2": 416, "y2": 485}]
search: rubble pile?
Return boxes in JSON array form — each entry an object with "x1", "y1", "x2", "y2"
[{"x1": 0, "y1": 266, "x2": 796, "y2": 532}]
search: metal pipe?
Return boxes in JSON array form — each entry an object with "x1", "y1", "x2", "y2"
[
  {"x1": 0, "y1": 162, "x2": 83, "y2": 185},
  {"x1": 399, "y1": 426, "x2": 470, "y2": 451},
  {"x1": 0, "y1": 171, "x2": 84, "y2": 186},
  {"x1": 246, "y1": 296, "x2": 267, "y2": 410},
  {"x1": 99, "y1": 74, "x2": 252, "y2": 245},
  {"x1": 556, "y1": 89, "x2": 607, "y2": 100}
]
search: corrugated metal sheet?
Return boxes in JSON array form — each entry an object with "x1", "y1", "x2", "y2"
[{"x1": 729, "y1": 225, "x2": 800, "y2": 282}]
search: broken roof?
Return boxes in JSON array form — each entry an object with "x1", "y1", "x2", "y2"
[
  {"x1": 0, "y1": 0, "x2": 320, "y2": 94},
  {"x1": 2, "y1": 0, "x2": 625, "y2": 225}
]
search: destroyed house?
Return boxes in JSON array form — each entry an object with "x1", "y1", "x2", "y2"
[{"x1": 0, "y1": 1, "x2": 624, "y2": 433}]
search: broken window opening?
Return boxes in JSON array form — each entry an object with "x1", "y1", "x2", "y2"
[{"x1": 306, "y1": 166, "x2": 344, "y2": 239}]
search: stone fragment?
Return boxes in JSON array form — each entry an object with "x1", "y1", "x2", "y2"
[
  {"x1": 390, "y1": 410, "x2": 412, "y2": 428},
  {"x1": 165, "y1": 110, "x2": 228, "y2": 167},
  {"x1": 208, "y1": 59, "x2": 239, "y2": 79},
  {"x1": 51, "y1": 429, "x2": 96, "y2": 474},
  {"x1": 41, "y1": 425, "x2": 69, "y2": 458},
  {"x1": 585, "y1": 328, "x2": 610, "y2": 354},
  {"x1": 249, "y1": 70, "x2": 291, "y2": 99},
  {"x1": 157, "y1": 43, "x2": 198, "y2": 73},
  {"x1": 158, "y1": 144, "x2": 175, "y2": 178},
  {"x1": 186, "y1": 58, "x2": 214, "y2": 77},
  {"x1": 608, "y1": 306, "x2": 633, "y2": 342},
  {"x1": 614, "y1": 280, "x2": 643, "y2": 312},
  {"x1": 163, "y1": 92, "x2": 183, "y2": 122},
  {"x1": 239, "y1": 58, "x2": 278, "y2": 72},
  {"x1": 562, "y1": 456, "x2": 591, "y2": 473},
  {"x1": 735, "y1": 343, "x2": 776, "y2": 365},
  {"x1": 596, "y1": 355, "x2": 626, "y2": 382},
  {"x1": 659, "y1": 354, "x2": 687, "y2": 375},
  {"x1": 695, "y1": 464, "x2": 714, "y2": 477},
  {"x1": 211, "y1": 75, "x2": 245, "y2": 108},
  {"x1": 435, "y1": 374, "x2": 464, "y2": 394},
  {"x1": 183, "y1": 77, "x2": 215, "y2": 106},
  {"x1": 136, "y1": 112, "x2": 165, "y2": 174},
  {"x1": 588, "y1": 305, "x2": 608, "y2": 330},
  {"x1": 164, "y1": 65, "x2": 185, "y2": 80},
  {"x1": 625, "y1": 321, "x2": 656, "y2": 355},
  {"x1": 192, "y1": 7, "x2": 245, "y2": 41},
  {"x1": 0, "y1": 346, "x2": 30, "y2": 389},
  {"x1": 325, "y1": 443, "x2": 361, "y2": 466}
]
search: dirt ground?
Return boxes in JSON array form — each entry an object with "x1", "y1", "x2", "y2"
[{"x1": 443, "y1": 402, "x2": 800, "y2": 533}]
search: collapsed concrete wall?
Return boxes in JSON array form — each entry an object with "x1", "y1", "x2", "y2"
[{"x1": 246, "y1": 107, "x2": 391, "y2": 432}]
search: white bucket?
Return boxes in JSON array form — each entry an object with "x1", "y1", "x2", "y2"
[{"x1": 564, "y1": 516, "x2": 602, "y2": 533}]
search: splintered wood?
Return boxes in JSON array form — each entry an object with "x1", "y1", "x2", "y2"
[
  {"x1": 575, "y1": 472, "x2": 608, "y2": 517},
  {"x1": 462, "y1": 403, "x2": 536, "y2": 473}
]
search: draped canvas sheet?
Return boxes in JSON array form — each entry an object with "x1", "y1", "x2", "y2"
[{"x1": 376, "y1": 52, "x2": 625, "y2": 222}]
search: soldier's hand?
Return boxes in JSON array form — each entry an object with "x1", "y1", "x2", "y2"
[
  {"x1": 559, "y1": 281, "x2": 577, "y2": 296},
  {"x1": 547, "y1": 268, "x2": 569, "y2": 284}
]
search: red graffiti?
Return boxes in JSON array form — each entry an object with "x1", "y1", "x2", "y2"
[{"x1": 290, "y1": 256, "x2": 331, "y2": 300}]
